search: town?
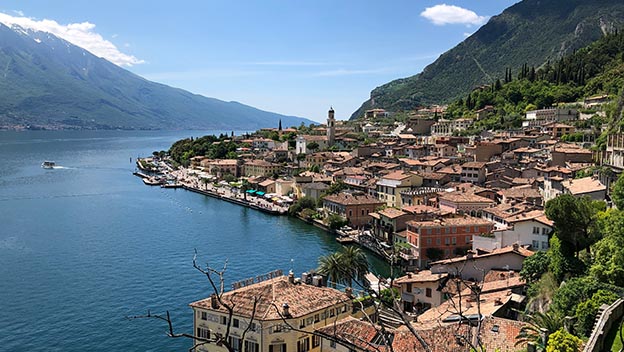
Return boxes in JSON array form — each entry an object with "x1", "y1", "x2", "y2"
[{"x1": 136, "y1": 92, "x2": 624, "y2": 351}]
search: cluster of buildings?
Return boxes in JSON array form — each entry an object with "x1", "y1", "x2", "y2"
[{"x1": 178, "y1": 101, "x2": 615, "y2": 351}]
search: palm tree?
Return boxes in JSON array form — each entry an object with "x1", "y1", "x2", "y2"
[
  {"x1": 515, "y1": 311, "x2": 563, "y2": 349},
  {"x1": 318, "y1": 252, "x2": 346, "y2": 288},
  {"x1": 241, "y1": 179, "x2": 250, "y2": 201},
  {"x1": 339, "y1": 246, "x2": 369, "y2": 287}
]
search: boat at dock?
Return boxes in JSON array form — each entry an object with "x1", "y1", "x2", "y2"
[{"x1": 41, "y1": 161, "x2": 56, "y2": 169}]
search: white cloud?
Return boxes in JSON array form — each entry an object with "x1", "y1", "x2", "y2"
[
  {"x1": 0, "y1": 12, "x2": 144, "y2": 66},
  {"x1": 421, "y1": 4, "x2": 488, "y2": 26}
]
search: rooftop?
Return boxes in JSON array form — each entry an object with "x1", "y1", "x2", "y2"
[{"x1": 190, "y1": 275, "x2": 350, "y2": 320}]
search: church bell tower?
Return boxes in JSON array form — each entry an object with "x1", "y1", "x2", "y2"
[{"x1": 327, "y1": 107, "x2": 335, "y2": 146}]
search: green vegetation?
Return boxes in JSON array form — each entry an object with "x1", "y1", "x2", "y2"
[
  {"x1": 288, "y1": 196, "x2": 317, "y2": 217},
  {"x1": 351, "y1": 0, "x2": 624, "y2": 119},
  {"x1": 317, "y1": 246, "x2": 369, "y2": 288},
  {"x1": 545, "y1": 329, "x2": 583, "y2": 352},
  {"x1": 168, "y1": 134, "x2": 238, "y2": 167},
  {"x1": 443, "y1": 30, "x2": 624, "y2": 134}
]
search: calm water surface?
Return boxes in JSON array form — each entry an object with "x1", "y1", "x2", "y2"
[{"x1": 0, "y1": 130, "x2": 388, "y2": 351}]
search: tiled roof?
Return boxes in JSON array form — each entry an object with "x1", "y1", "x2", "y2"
[
  {"x1": 395, "y1": 270, "x2": 448, "y2": 284},
  {"x1": 377, "y1": 207, "x2": 408, "y2": 219},
  {"x1": 382, "y1": 171, "x2": 415, "y2": 181},
  {"x1": 439, "y1": 192, "x2": 495, "y2": 204},
  {"x1": 431, "y1": 245, "x2": 534, "y2": 266},
  {"x1": 324, "y1": 192, "x2": 384, "y2": 206},
  {"x1": 562, "y1": 176, "x2": 606, "y2": 195},
  {"x1": 407, "y1": 216, "x2": 493, "y2": 228},
  {"x1": 190, "y1": 276, "x2": 350, "y2": 320}
]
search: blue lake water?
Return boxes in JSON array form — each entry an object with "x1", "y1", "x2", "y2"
[{"x1": 0, "y1": 130, "x2": 388, "y2": 351}]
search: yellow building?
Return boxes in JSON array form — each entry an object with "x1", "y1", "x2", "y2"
[
  {"x1": 190, "y1": 272, "x2": 353, "y2": 352},
  {"x1": 375, "y1": 171, "x2": 423, "y2": 207}
]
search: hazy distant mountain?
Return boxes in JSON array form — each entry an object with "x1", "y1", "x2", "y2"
[
  {"x1": 0, "y1": 23, "x2": 312, "y2": 130},
  {"x1": 351, "y1": 0, "x2": 624, "y2": 119}
]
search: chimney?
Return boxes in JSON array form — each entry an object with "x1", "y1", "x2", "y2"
[
  {"x1": 512, "y1": 243, "x2": 519, "y2": 251},
  {"x1": 288, "y1": 270, "x2": 295, "y2": 284},
  {"x1": 466, "y1": 250, "x2": 474, "y2": 259},
  {"x1": 407, "y1": 272, "x2": 413, "y2": 278},
  {"x1": 210, "y1": 294, "x2": 219, "y2": 309},
  {"x1": 345, "y1": 287, "x2": 354, "y2": 298},
  {"x1": 494, "y1": 298, "x2": 503, "y2": 306},
  {"x1": 282, "y1": 303, "x2": 291, "y2": 317}
]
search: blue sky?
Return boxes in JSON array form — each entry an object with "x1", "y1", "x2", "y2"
[{"x1": 0, "y1": 1, "x2": 519, "y2": 122}]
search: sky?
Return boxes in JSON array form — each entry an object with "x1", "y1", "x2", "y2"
[{"x1": 0, "y1": 1, "x2": 520, "y2": 123}]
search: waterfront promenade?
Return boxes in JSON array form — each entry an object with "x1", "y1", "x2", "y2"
[{"x1": 135, "y1": 166, "x2": 289, "y2": 215}]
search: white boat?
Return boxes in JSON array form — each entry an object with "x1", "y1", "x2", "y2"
[{"x1": 41, "y1": 161, "x2": 56, "y2": 169}]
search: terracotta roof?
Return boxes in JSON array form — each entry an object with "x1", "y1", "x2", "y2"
[
  {"x1": 324, "y1": 192, "x2": 384, "y2": 206},
  {"x1": 431, "y1": 245, "x2": 534, "y2": 266},
  {"x1": 382, "y1": 171, "x2": 415, "y2": 181},
  {"x1": 395, "y1": 270, "x2": 448, "y2": 284},
  {"x1": 190, "y1": 275, "x2": 350, "y2": 320},
  {"x1": 377, "y1": 207, "x2": 408, "y2": 219},
  {"x1": 562, "y1": 176, "x2": 606, "y2": 195},
  {"x1": 498, "y1": 185, "x2": 542, "y2": 199},
  {"x1": 462, "y1": 161, "x2": 488, "y2": 169},
  {"x1": 407, "y1": 216, "x2": 493, "y2": 228},
  {"x1": 506, "y1": 210, "x2": 553, "y2": 227},
  {"x1": 439, "y1": 192, "x2": 495, "y2": 204}
]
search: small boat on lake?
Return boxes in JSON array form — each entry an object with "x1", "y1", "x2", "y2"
[{"x1": 41, "y1": 161, "x2": 56, "y2": 169}]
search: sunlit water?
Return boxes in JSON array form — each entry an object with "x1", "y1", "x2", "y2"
[{"x1": 0, "y1": 130, "x2": 388, "y2": 351}]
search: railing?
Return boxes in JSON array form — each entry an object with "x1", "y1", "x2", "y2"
[{"x1": 584, "y1": 298, "x2": 624, "y2": 352}]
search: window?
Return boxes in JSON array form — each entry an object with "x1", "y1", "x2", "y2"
[
  {"x1": 245, "y1": 341, "x2": 260, "y2": 352},
  {"x1": 329, "y1": 308, "x2": 335, "y2": 317},
  {"x1": 361, "y1": 209, "x2": 365, "y2": 216},
  {"x1": 196, "y1": 327, "x2": 210, "y2": 339},
  {"x1": 349, "y1": 210, "x2": 352, "y2": 217},
  {"x1": 297, "y1": 337, "x2": 310, "y2": 352},
  {"x1": 233, "y1": 318, "x2": 240, "y2": 328},
  {"x1": 532, "y1": 240, "x2": 539, "y2": 249},
  {"x1": 342, "y1": 304, "x2": 348, "y2": 313},
  {"x1": 542, "y1": 227, "x2": 548, "y2": 235},
  {"x1": 451, "y1": 227, "x2": 457, "y2": 233},
  {"x1": 532, "y1": 226, "x2": 539, "y2": 234},
  {"x1": 451, "y1": 237, "x2": 456, "y2": 245},
  {"x1": 330, "y1": 340, "x2": 336, "y2": 348},
  {"x1": 436, "y1": 238, "x2": 441, "y2": 245},
  {"x1": 426, "y1": 238, "x2": 432, "y2": 245},
  {"x1": 426, "y1": 288, "x2": 432, "y2": 297},
  {"x1": 200, "y1": 311, "x2": 207, "y2": 321},
  {"x1": 306, "y1": 317, "x2": 313, "y2": 326},
  {"x1": 542, "y1": 241, "x2": 549, "y2": 249},
  {"x1": 269, "y1": 343, "x2": 287, "y2": 352},
  {"x1": 312, "y1": 335, "x2": 321, "y2": 348},
  {"x1": 299, "y1": 319, "x2": 305, "y2": 328},
  {"x1": 272, "y1": 324, "x2": 283, "y2": 333},
  {"x1": 465, "y1": 226, "x2": 471, "y2": 232},
  {"x1": 220, "y1": 316, "x2": 228, "y2": 325},
  {"x1": 314, "y1": 314, "x2": 320, "y2": 323},
  {"x1": 249, "y1": 322, "x2": 257, "y2": 331},
  {"x1": 444, "y1": 237, "x2": 450, "y2": 245},
  {"x1": 228, "y1": 337, "x2": 242, "y2": 352},
  {"x1": 406, "y1": 283, "x2": 412, "y2": 292}
]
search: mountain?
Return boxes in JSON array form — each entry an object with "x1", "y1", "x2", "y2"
[
  {"x1": 0, "y1": 24, "x2": 313, "y2": 130},
  {"x1": 351, "y1": 0, "x2": 624, "y2": 120}
]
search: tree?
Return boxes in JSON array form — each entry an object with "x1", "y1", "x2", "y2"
[
  {"x1": 327, "y1": 214, "x2": 348, "y2": 230},
  {"x1": 323, "y1": 180, "x2": 346, "y2": 196},
  {"x1": 612, "y1": 172, "x2": 624, "y2": 209},
  {"x1": 520, "y1": 251, "x2": 550, "y2": 283},
  {"x1": 306, "y1": 142, "x2": 319, "y2": 152},
  {"x1": 516, "y1": 311, "x2": 564, "y2": 350},
  {"x1": 545, "y1": 329, "x2": 582, "y2": 352},
  {"x1": 590, "y1": 209, "x2": 624, "y2": 286},
  {"x1": 575, "y1": 289, "x2": 619, "y2": 337},
  {"x1": 317, "y1": 252, "x2": 345, "y2": 288},
  {"x1": 339, "y1": 246, "x2": 368, "y2": 287},
  {"x1": 545, "y1": 194, "x2": 604, "y2": 257}
]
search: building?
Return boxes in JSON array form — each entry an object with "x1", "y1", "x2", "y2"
[
  {"x1": 438, "y1": 191, "x2": 495, "y2": 216},
  {"x1": 405, "y1": 216, "x2": 495, "y2": 268},
  {"x1": 523, "y1": 108, "x2": 578, "y2": 127},
  {"x1": 460, "y1": 161, "x2": 487, "y2": 184},
  {"x1": 327, "y1": 107, "x2": 336, "y2": 147},
  {"x1": 202, "y1": 159, "x2": 240, "y2": 178},
  {"x1": 430, "y1": 244, "x2": 534, "y2": 281},
  {"x1": 296, "y1": 135, "x2": 329, "y2": 154},
  {"x1": 189, "y1": 273, "x2": 353, "y2": 352},
  {"x1": 243, "y1": 160, "x2": 281, "y2": 177},
  {"x1": 476, "y1": 209, "x2": 553, "y2": 251},
  {"x1": 322, "y1": 192, "x2": 384, "y2": 228},
  {"x1": 375, "y1": 171, "x2": 423, "y2": 207},
  {"x1": 395, "y1": 270, "x2": 449, "y2": 313}
]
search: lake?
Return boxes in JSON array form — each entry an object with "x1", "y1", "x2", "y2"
[{"x1": 0, "y1": 130, "x2": 388, "y2": 351}]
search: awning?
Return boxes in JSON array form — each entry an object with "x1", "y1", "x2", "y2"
[
  {"x1": 246, "y1": 190, "x2": 256, "y2": 194},
  {"x1": 256, "y1": 191, "x2": 266, "y2": 196}
]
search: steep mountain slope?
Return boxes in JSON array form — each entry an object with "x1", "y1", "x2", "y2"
[
  {"x1": 351, "y1": 0, "x2": 624, "y2": 120},
  {"x1": 0, "y1": 24, "x2": 312, "y2": 130}
]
